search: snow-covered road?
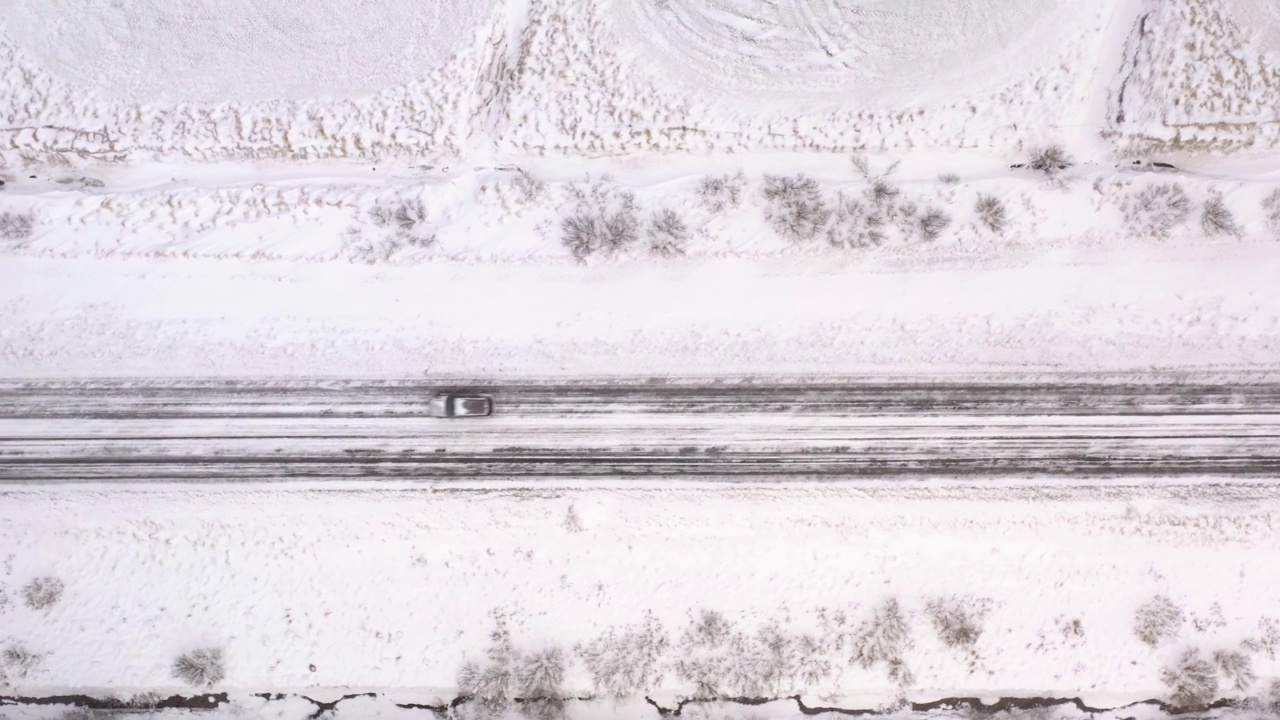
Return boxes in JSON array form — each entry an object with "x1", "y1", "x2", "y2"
[{"x1": 5, "y1": 377, "x2": 1280, "y2": 481}]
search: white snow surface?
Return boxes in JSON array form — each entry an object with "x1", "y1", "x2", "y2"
[
  {"x1": 0, "y1": 481, "x2": 1277, "y2": 705},
  {"x1": 0, "y1": 0, "x2": 497, "y2": 104},
  {"x1": 1, "y1": 0, "x2": 1280, "y2": 711}
]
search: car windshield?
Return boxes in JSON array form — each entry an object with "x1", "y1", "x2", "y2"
[{"x1": 454, "y1": 398, "x2": 488, "y2": 414}]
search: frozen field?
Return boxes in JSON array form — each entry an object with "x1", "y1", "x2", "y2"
[{"x1": 2, "y1": 0, "x2": 1280, "y2": 718}]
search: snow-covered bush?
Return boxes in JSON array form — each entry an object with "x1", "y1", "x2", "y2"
[
  {"x1": 822, "y1": 598, "x2": 914, "y2": 688},
  {"x1": 1134, "y1": 595, "x2": 1184, "y2": 646},
  {"x1": 762, "y1": 174, "x2": 830, "y2": 242},
  {"x1": 561, "y1": 182, "x2": 640, "y2": 260},
  {"x1": 1019, "y1": 145, "x2": 1074, "y2": 177},
  {"x1": 577, "y1": 613, "x2": 668, "y2": 698},
  {"x1": 1160, "y1": 648, "x2": 1218, "y2": 709},
  {"x1": 1262, "y1": 189, "x2": 1280, "y2": 237},
  {"x1": 925, "y1": 596, "x2": 988, "y2": 651},
  {"x1": 171, "y1": 647, "x2": 225, "y2": 688},
  {"x1": 916, "y1": 208, "x2": 951, "y2": 241},
  {"x1": 975, "y1": 194, "x2": 1007, "y2": 234},
  {"x1": 673, "y1": 610, "x2": 828, "y2": 698},
  {"x1": 1122, "y1": 184, "x2": 1191, "y2": 238},
  {"x1": 21, "y1": 576, "x2": 64, "y2": 610},
  {"x1": 2, "y1": 643, "x2": 43, "y2": 678},
  {"x1": 697, "y1": 172, "x2": 744, "y2": 213},
  {"x1": 1214, "y1": 649, "x2": 1256, "y2": 692},
  {"x1": 342, "y1": 198, "x2": 435, "y2": 263},
  {"x1": 1201, "y1": 196, "x2": 1239, "y2": 237},
  {"x1": 0, "y1": 211, "x2": 34, "y2": 243},
  {"x1": 826, "y1": 194, "x2": 885, "y2": 248},
  {"x1": 647, "y1": 209, "x2": 689, "y2": 257}
]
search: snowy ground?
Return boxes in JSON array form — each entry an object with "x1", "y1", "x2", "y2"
[
  {"x1": 2, "y1": 481, "x2": 1280, "y2": 716},
  {"x1": 2, "y1": 0, "x2": 1280, "y2": 717}
]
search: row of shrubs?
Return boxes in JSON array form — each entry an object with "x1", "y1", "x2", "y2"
[{"x1": 5, "y1": 590, "x2": 1279, "y2": 714}]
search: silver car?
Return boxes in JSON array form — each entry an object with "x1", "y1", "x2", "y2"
[{"x1": 428, "y1": 393, "x2": 494, "y2": 418}]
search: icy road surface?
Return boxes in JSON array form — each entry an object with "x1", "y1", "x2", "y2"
[{"x1": 3, "y1": 377, "x2": 1280, "y2": 481}]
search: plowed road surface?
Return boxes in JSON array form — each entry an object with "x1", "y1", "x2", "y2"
[{"x1": 3, "y1": 378, "x2": 1280, "y2": 481}]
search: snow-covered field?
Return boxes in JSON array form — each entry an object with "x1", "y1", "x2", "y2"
[
  {"x1": 2, "y1": 481, "x2": 1280, "y2": 718},
  {"x1": 2, "y1": 0, "x2": 1280, "y2": 717}
]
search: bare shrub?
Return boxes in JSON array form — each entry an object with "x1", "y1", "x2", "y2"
[
  {"x1": 1134, "y1": 595, "x2": 1184, "y2": 646},
  {"x1": 1160, "y1": 648, "x2": 1218, "y2": 709},
  {"x1": 0, "y1": 211, "x2": 34, "y2": 243},
  {"x1": 1201, "y1": 196, "x2": 1240, "y2": 237},
  {"x1": 22, "y1": 576, "x2": 64, "y2": 610},
  {"x1": 925, "y1": 597, "x2": 988, "y2": 651},
  {"x1": 1242, "y1": 617, "x2": 1280, "y2": 659},
  {"x1": 844, "y1": 599, "x2": 914, "y2": 687},
  {"x1": 673, "y1": 610, "x2": 829, "y2": 698},
  {"x1": 1214, "y1": 649, "x2": 1255, "y2": 692},
  {"x1": 917, "y1": 208, "x2": 951, "y2": 241},
  {"x1": 1123, "y1": 184, "x2": 1191, "y2": 238},
  {"x1": 3, "y1": 643, "x2": 43, "y2": 678},
  {"x1": 577, "y1": 613, "x2": 668, "y2": 698},
  {"x1": 345, "y1": 197, "x2": 435, "y2": 262},
  {"x1": 975, "y1": 195, "x2": 1007, "y2": 234},
  {"x1": 868, "y1": 179, "x2": 900, "y2": 208},
  {"x1": 762, "y1": 174, "x2": 830, "y2": 242},
  {"x1": 171, "y1": 647, "x2": 225, "y2": 688},
  {"x1": 341, "y1": 228, "x2": 402, "y2": 264},
  {"x1": 562, "y1": 183, "x2": 640, "y2": 261},
  {"x1": 938, "y1": 173, "x2": 961, "y2": 185},
  {"x1": 1019, "y1": 145, "x2": 1074, "y2": 177},
  {"x1": 561, "y1": 505, "x2": 584, "y2": 534},
  {"x1": 826, "y1": 195, "x2": 886, "y2": 249},
  {"x1": 513, "y1": 169, "x2": 547, "y2": 205},
  {"x1": 459, "y1": 612, "x2": 517, "y2": 715},
  {"x1": 647, "y1": 209, "x2": 689, "y2": 257},
  {"x1": 1264, "y1": 189, "x2": 1280, "y2": 237},
  {"x1": 697, "y1": 172, "x2": 744, "y2": 213},
  {"x1": 369, "y1": 199, "x2": 434, "y2": 245},
  {"x1": 516, "y1": 648, "x2": 565, "y2": 698}
]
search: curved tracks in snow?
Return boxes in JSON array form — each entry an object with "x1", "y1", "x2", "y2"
[{"x1": 3, "y1": 377, "x2": 1280, "y2": 481}]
